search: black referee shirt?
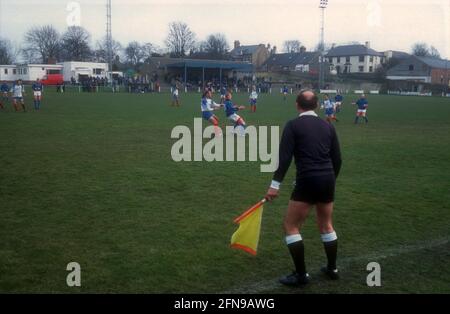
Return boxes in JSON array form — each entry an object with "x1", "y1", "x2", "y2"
[{"x1": 273, "y1": 112, "x2": 342, "y2": 183}]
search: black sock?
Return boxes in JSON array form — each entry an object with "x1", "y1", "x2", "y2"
[
  {"x1": 354, "y1": 116, "x2": 359, "y2": 124},
  {"x1": 286, "y1": 235, "x2": 306, "y2": 275},
  {"x1": 323, "y1": 240, "x2": 338, "y2": 270},
  {"x1": 365, "y1": 117, "x2": 368, "y2": 123}
]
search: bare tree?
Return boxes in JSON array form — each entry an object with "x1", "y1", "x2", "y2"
[
  {"x1": 23, "y1": 25, "x2": 61, "y2": 63},
  {"x1": 61, "y1": 26, "x2": 92, "y2": 61},
  {"x1": 412, "y1": 42, "x2": 429, "y2": 57},
  {"x1": 140, "y1": 42, "x2": 155, "y2": 63},
  {"x1": 188, "y1": 41, "x2": 207, "y2": 58},
  {"x1": 94, "y1": 37, "x2": 122, "y2": 63},
  {"x1": 202, "y1": 33, "x2": 229, "y2": 59},
  {"x1": 165, "y1": 22, "x2": 196, "y2": 57},
  {"x1": 283, "y1": 40, "x2": 302, "y2": 53},
  {"x1": 0, "y1": 38, "x2": 17, "y2": 64},
  {"x1": 125, "y1": 41, "x2": 144, "y2": 65},
  {"x1": 429, "y1": 46, "x2": 441, "y2": 59},
  {"x1": 196, "y1": 41, "x2": 208, "y2": 53}
]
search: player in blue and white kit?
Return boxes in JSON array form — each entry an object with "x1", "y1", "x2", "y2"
[
  {"x1": 201, "y1": 90, "x2": 222, "y2": 135},
  {"x1": 322, "y1": 94, "x2": 337, "y2": 123},
  {"x1": 10, "y1": 80, "x2": 26, "y2": 112},
  {"x1": 352, "y1": 94, "x2": 369, "y2": 124},
  {"x1": 224, "y1": 91, "x2": 246, "y2": 136},
  {"x1": 334, "y1": 93, "x2": 343, "y2": 113},
  {"x1": 0, "y1": 81, "x2": 9, "y2": 110},
  {"x1": 171, "y1": 86, "x2": 180, "y2": 107},
  {"x1": 282, "y1": 85, "x2": 289, "y2": 102},
  {"x1": 32, "y1": 78, "x2": 43, "y2": 110},
  {"x1": 249, "y1": 86, "x2": 258, "y2": 113}
]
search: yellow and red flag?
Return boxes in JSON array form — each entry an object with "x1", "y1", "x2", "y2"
[{"x1": 230, "y1": 199, "x2": 266, "y2": 256}]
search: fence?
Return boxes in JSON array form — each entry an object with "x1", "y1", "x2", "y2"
[
  {"x1": 387, "y1": 90, "x2": 433, "y2": 96},
  {"x1": 18, "y1": 84, "x2": 449, "y2": 97}
]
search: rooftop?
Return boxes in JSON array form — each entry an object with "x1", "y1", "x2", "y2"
[
  {"x1": 415, "y1": 56, "x2": 450, "y2": 69},
  {"x1": 166, "y1": 58, "x2": 253, "y2": 71},
  {"x1": 230, "y1": 45, "x2": 261, "y2": 56},
  {"x1": 327, "y1": 44, "x2": 383, "y2": 57}
]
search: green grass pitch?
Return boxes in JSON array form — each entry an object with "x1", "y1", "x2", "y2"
[{"x1": 0, "y1": 90, "x2": 449, "y2": 293}]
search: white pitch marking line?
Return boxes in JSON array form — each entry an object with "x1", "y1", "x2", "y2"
[{"x1": 221, "y1": 236, "x2": 450, "y2": 294}]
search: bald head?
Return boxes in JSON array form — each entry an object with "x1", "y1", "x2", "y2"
[
  {"x1": 303, "y1": 90, "x2": 315, "y2": 100},
  {"x1": 296, "y1": 90, "x2": 318, "y2": 111}
]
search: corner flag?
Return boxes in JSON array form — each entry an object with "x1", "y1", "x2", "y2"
[{"x1": 230, "y1": 199, "x2": 266, "y2": 256}]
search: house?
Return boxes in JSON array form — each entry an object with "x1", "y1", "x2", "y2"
[
  {"x1": 386, "y1": 55, "x2": 450, "y2": 85},
  {"x1": 230, "y1": 41, "x2": 272, "y2": 70},
  {"x1": 327, "y1": 42, "x2": 384, "y2": 74},
  {"x1": 263, "y1": 48, "x2": 321, "y2": 74}
]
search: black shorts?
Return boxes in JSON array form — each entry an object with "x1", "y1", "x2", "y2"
[{"x1": 290, "y1": 174, "x2": 336, "y2": 204}]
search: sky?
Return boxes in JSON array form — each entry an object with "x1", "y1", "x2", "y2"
[{"x1": 0, "y1": 0, "x2": 449, "y2": 58}]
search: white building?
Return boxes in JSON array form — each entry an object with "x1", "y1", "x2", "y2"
[
  {"x1": 17, "y1": 64, "x2": 63, "y2": 81},
  {"x1": 1, "y1": 64, "x2": 64, "y2": 82},
  {"x1": 0, "y1": 65, "x2": 18, "y2": 81},
  {"x1": 59, "y1": 61, "x2": 109, "y2": 82},
  {"x1": 327, "y1": 42, "x2": 384, "y2": 74},
  {"x1": 0, "y1": 62, "x2": 109, "y2": 83}
]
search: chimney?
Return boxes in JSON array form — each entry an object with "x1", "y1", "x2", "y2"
[
  {"x1": 365, "y1": 41, "x2": 370, "y2": 48},
  {"x1": 234, "y1": 40, "x2": 240, "y2": 49},
  {"x1": 300, "y1": 46, "x2": 306, "y2": 53},
  {"x1": 267, "y1": 43, "x2": 271, "y2": 50},
  {"x1": 331, "y1": 43, "x2": 336, "y2": 49},
  {"x1": 272, "y1": 46, "x2": 277, "y2": 55}
]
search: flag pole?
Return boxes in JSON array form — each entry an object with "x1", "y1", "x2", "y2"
[{"x1": 233, "y1": 198, "x2": 266, "y2": 224}]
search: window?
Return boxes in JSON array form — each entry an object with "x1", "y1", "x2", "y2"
[
  {"x1": 359, "y1": 55, "x2": 365, "y2": 62},
  {"x1": 4, "y1": 69, "x2": 7, "y2": 74},
  {"x1": 370, "y1": 56, "x2": 374, "y2": 62},
  {"x1": 359, "y1": 66, "x2": 364, "y2": 72},
  {"x1": 23, "y1": 68, "x2": 27, "y2": 75},
  {"x1": 337, "y1": 57, "x2": 341, "y2": 63},
  {"x1": 346, "y1": 56, "x2": 350, "y2": 62},
  {"x1": 369, "y1": 66, "x2": 373, "y2": 72},
  {"x1": 408, "y1": 64, "x2": 414, "y2": 71},
  {"x1": 47, "y1": 69, "x2": 61, "y2": 74},
  {"x1": 13, "y1": 69, "x2": 16, "y2": 75}
]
